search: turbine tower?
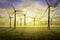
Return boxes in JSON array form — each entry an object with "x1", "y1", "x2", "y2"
[
  {"x1": 5, "y1": 8, "x2": 13, "y2": 28},
  {"x1": 10, "y1": 3, "x2": 23, "y2": 29},
  {"x1": 46, "y1": 0, "x2": 60, "y2": 29}
]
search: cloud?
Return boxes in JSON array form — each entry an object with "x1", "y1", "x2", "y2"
[
  {"x1": 22, "y1": 0, "x2": 30, "y2": 1},
  {"x1": 0, "y1": 0, "x2": 7, "y2": 3},
  {"x1": 22, "y1": 0, "x2": 39, "y2": 2}
]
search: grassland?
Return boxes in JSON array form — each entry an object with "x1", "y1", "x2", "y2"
[{"x1": 0, "y1": 26, "x2": 60, "y2": 40}]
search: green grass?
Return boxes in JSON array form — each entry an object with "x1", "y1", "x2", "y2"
[{"x1": 0, "y1": 27, "x2": 60, "y2": 40}]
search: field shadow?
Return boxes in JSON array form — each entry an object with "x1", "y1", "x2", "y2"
[
  {"x1": 48, "y1": 28, "x2": 60, "y2": 35},
  {"x1": 48, "y1": 28, "x2": 57, "y2": 34},
  {"x1": 0, "y1": 27, "x2": 14, "y2": 34}
]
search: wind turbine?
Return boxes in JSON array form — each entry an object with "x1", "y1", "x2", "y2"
[
  {"x1": 5, "y1": 8, "x2": 14, "y2": 28},
  {"x1": 33, "y1": 17, "x2": 36, "y2": 25},
  {"x1": 20, "y1": 17, "x2": 22, "y2": 26},
  {"x1": 46, "y1": 0, "x2": 60, "y2": 29},
  {"x1": 24, "y1": 10, "x2": 27, "y2": 25},
  {"x1": 33, "y1": 15, "x2": 37, "y2": 26},
  {"x1": 10, "y1": 3, "x2": 23, "y2": 29},
  {"x1": 19, "y1": 9, "x2": 28, "y2": 26},
  {"x1": 6, "y1": 10, "x2": 13, "y2": 28}
]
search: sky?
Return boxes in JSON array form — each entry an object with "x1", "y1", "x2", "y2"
[
  {"x1": 0, "y1": 0, "x2": 60, "y2": 7},
  {"x1": 0, "y1": 0, "x2": 60, "y2": 26},
  {"x1": 0, "y1": 0, "x2": 60, "y2": 19}
]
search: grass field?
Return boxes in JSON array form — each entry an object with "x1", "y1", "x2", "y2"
[{"x1": 0, "y1": 26, "x2": 60, "y2": 40}]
